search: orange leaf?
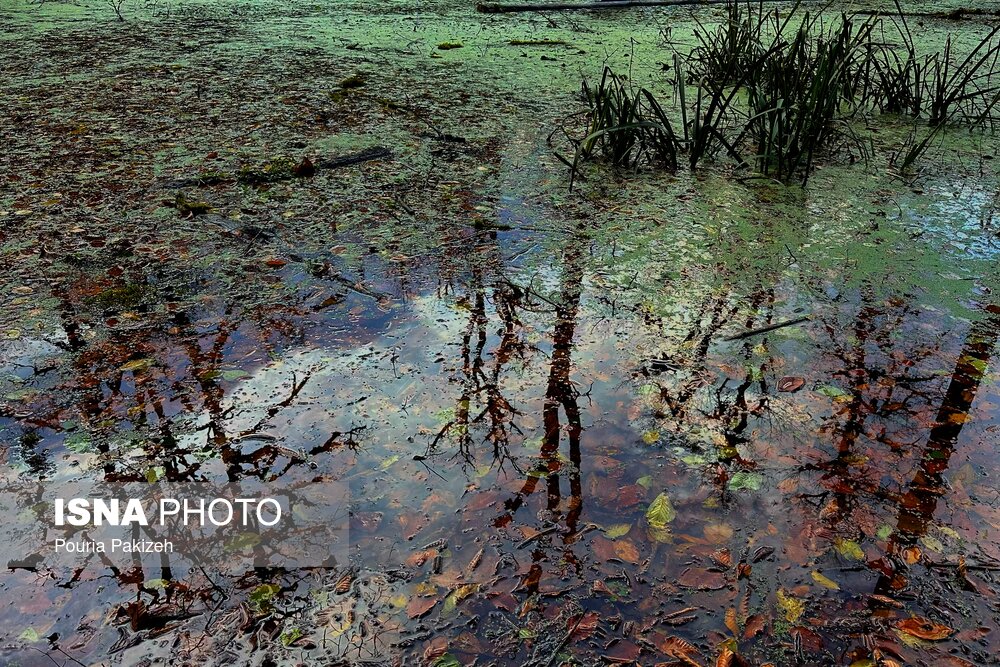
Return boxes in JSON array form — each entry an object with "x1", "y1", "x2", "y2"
[
  {"x1": 896, "y1": 616, "x2": 955, "y2": 641},
  {"x1": 614, "y1": 540, "x2": 641, "y2": 564},
  {"x1": 725, "y1": 608, "x2": 740, "y2": 635}
]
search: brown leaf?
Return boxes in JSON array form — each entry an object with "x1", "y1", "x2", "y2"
[
  {"x1": 604, "y1": 639, "x2": 640, "y2": 662},
  {"x1": 777, "y1": 376, "x2": 805, "y2": 392},
  {"x1": 406, "y1": 596, "x2": 437, "y2": 619},
  {"x1": 716, "y1": 646, "x2": 750, "y2": 667},
  {"x1": 710, "y1": 548, "x2": 732, "y2": 569},
  {"x1": 614, "y1": 540, "x2": 641, "y2": 564},
  {"x1": 406, "y1": 549, "x2": 437, "y2": 568},
  {"x1": 569, "y1": 611, "x2": 600, "y2": 641},
  {"x1": 334, "y1": 572, "x2": 353, "y2": 594},
  {"x1": 743, "y1": 614, "x2": 765, "y2": 639},
  {"x1": 293, "y1": 157, "x2": 316, "y2": 177},
  {"x1": 656, "y1": 635, "x2": 702, "y2": 666},
  {"x1": 896, "y1": 616, "x2": 956, "y2": 641},
  {"x1": 725, "y1": 608, "x2": 740, "y2": 635}
]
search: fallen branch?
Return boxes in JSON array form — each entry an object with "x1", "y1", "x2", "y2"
[
  {"x1": 857, "y1": 8, "x2": 1000, "y2": 20},
  {"x1": 722, "y1": 315, "x2": 811, "y2": 342},
  {"x1": 479, "y1": 0, "x2": 789, "y2": 13},
  {"x1": 314, "y1": 146, "x2": 393, "y2": 171},
  {"x1": 160, "y1": 147, "x2": 392, "y2": 189}
]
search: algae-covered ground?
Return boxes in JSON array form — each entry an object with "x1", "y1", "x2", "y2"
[{"x1": 1, "y1": 0, "x2": 1000, "y2": 665}]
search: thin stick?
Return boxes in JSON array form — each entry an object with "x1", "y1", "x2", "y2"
[
  {"x1": 722, "y1": 315, "x2": 811, "y2": 341},
  {"x1": 478, "y1": 0, "x2": 795, "y2": 13}
]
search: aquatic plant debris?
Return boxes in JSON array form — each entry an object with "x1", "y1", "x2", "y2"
[{"x1": 0, "y1": 0, "x2": 999, "y2": 665}]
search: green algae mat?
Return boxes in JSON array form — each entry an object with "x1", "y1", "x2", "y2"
[{"x1": 1, "y1": 0, "x2": 999, "y2": 665}]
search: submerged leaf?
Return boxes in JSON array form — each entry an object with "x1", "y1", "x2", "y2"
[
  {"x1": 895, "y1": 617, "x2": 955, "y2": 641},
  {"x1": 811, "y1": 571, "x2": 839, "y2": 590},
  {"x1": 646, "y1": 492, "x2": 677, "y2": 527},
  {"x1": 777, "y1": 376, "x2": 805, "y2": 392},
  {"x1": 728, "y1": 471, "x2": 763, "y2": 492},
  {"x1": 834, "y1": 538, "x2": 865, "y2": 561},
  {"x1": 604, "y1": 523, "x2": 632, "y2": 539},
  {"x1": 776, "y1": 589, "x2": 805, "y2": 622}
]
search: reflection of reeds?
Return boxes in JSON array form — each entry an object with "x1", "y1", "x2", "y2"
[{"x1": 568, "y1": 0, "x2": 1000, "y2": 183}]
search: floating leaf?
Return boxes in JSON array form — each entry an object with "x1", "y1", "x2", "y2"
[
  {"x1": 728, "y1": 471, "x2": 763, "y2": 492},
  {"x1": 442, "y1": 583, "x2": 478, "y2": 614},
  {"x1": 646, "y1": 492, "x2": 676, "y2": 526},
  {"x1": 380, "y1": 454, "x2": 402, "y2": 470},
  {"x1": 777, "y1": 376, "x2": 805, "y2": 392},
  {"x1": 833, "y1": 538, "x2": 865, "y2": 561},
  {"x1": 776, "y1": 588, "x2": 805, "y2": 622},
  {"x1": 569, "y1": 611, "x2": 599, "y2": 640},
  {"x1": 433, "y1": 654, "x2": 461, "y2": 667},
  {"x1": 145, "y1": 578, "x2": 169, "y2": 590},
  {"x1": 614, "y1": 540, "x2": 641, "y2": 563},
  {"x1": 250, "y1": 583, "x2": 280, "y2": 611},
  {"x1": 18, "y1": 628, "x2": 39, "y2": 642},
  {"x1": 642, "y1": 430, "x2": 660, "y2": 444},
  {"x1": 817, "y1": 385, "x2": 852, "y2": 401},
  {"x1": 221, "y1": 369, "x2": 250, "y2": 381},
  {"x1": 406, "y1": 596, "x2": 437, "y2": 619},
  {"x1": 636, "y1": 475, "x2": 652, "y2": 489},
  {"x1": 919, "y1": 534, "x2": 944, "y2": 553},
  {"x1": 811, "y1": 571, "x2": 839, "y2": 590},
  {"x1": 120, "y1": 358, "x2": 154, "y2": 372},
  {"x1": 280, "y1": 628, "x2": 303, "y2": 646},
  {"x1": 895, "y1": 616, "x2": 955, "y2": 641},
  {"x1": 604, "y1": 523, "x2": 631, "y2": 539}
]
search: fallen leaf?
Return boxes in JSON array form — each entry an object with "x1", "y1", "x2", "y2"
[
  {"x1": 614, "y1": 540, "x2": 641, "y2": 563},
  {"x1": 569, "y1": 611, "x2": 599, "y2": 641},
  {"x1": 406, "y1": 596, "x2": 437, "y2": 619},
  {"x1": 647, "y1": 492, "x2": 676, "y2": 541},
  {"x1": 776, "y1": 589, "x2": 805, "y2": 622},
  {"x1": 811, "y1": 571, "x2": 840, "y2": 590},
  {"x1": 725, "y1": 608, "x2": 739, "y2": 635},
  {"x1": 604, "y1": 523, "x2": 632, "y2": 539},
  {"x1": 777, "y1": 376, "x2": 805, "y2": 392},
  {"x1": 833, "y1": 538, "x2": 865, "y2": 560},
  {"x1": 895, "y1": 616, "x2": 955, "y2": 641}
]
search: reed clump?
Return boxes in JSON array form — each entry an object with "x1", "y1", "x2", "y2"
[{"x1": 564, "y1": 0, "x2": 1000, "y2": 185}]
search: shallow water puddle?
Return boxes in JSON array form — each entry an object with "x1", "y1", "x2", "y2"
[{"x1": 2, "y1": 0, "x2": 1000, "y2": 665}]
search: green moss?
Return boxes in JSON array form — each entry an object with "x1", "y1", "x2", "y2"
[
  {"x1": 195, "y1": 170, "x2": 230, "y2": 186},
  {"x1": 236, "y1": 157, "x2": 298, "y2": 185},
  {"x1": 174, "y1": 193, "x2": 212, "y2": 216},
  {"x1": 89, "y1": 284, "x2": 150, "y2": 312}
]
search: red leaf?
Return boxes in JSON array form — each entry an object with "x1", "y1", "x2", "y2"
[
  {"x1": 569, "y1": 611, "x2": 599, "y2": 641},
  {"x1": 778, "y1": 376, "x2": 805, "y2": 392}
]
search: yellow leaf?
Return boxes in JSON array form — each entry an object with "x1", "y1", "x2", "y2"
[
  {"x1": 834, "y1": 538, "x2": 865, "y2": 560},
  {"x1": 811, "y1": 571, "x2": 839, "y2": 590},
  {"x1": 604, "y1": 523, "x2": 631, "y2": 539},
  {"x1": 776, "y1": 589, "x2": 805, "y2": 622}
]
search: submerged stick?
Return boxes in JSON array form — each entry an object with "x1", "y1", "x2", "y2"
[
  {"x1": 478, "y1": 0, "x2": 790, "y2": 13},
  {"x1": 722, "y1": 315, "x2": 811, "y2": 341}
]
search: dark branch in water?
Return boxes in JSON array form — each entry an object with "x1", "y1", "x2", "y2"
[
  {"x1": 478, "y1": 0, "x2": 797, "y2": 14},
  {"x1": 722, "y1": 315, "x2": 811, "y2": 341}
]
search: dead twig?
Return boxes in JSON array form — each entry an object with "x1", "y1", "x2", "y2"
[{"x1": 722, "y1": 315, "x2": 811, "y2": 341}]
